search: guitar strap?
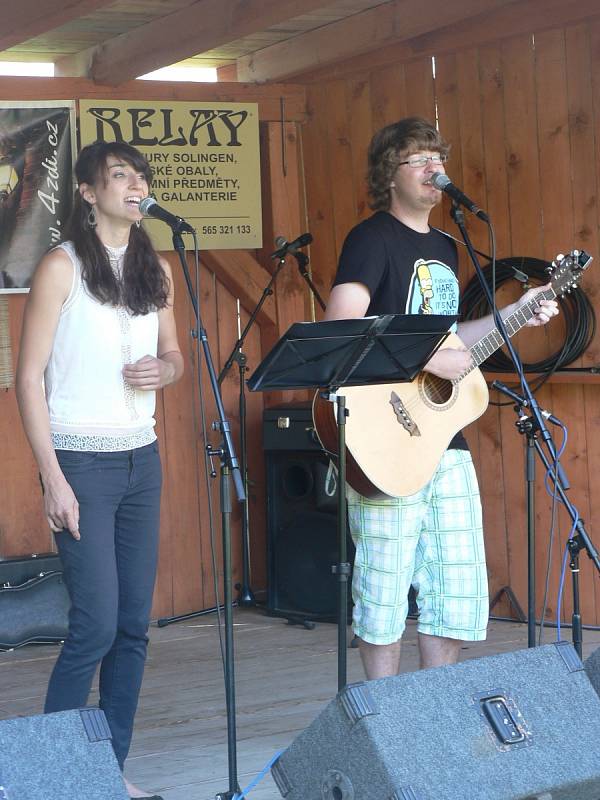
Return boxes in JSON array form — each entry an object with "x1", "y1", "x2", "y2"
[
  {"x1": 432, "y1": 227, "x2": 530, "y2": 284},
  {"x1": 431, "y1": 226, "x2": 492, "y2": 262}
]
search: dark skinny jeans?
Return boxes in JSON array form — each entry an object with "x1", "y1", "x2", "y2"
[{"x1": 45, "y1": 441, "x2": 161, "y2": 770}]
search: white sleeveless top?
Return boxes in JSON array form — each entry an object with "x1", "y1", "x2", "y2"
[{"x1": 45, "y1": 241, "x2": 159, "y2": 451}]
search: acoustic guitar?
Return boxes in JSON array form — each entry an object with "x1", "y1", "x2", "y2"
[{"x1": 313, "y1": 250, "x2": 592, "y2": 499}]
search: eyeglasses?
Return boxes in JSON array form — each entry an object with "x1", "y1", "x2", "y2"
[{"x1": 398, "y1": 154, "x2": 448, "y2": 168}]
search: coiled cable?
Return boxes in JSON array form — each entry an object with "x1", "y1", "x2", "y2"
[{"x1": 459, "y1": 256, "x2": 596, "y2": 393}]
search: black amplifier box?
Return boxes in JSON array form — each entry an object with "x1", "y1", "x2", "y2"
[{"x1": 263, "y1": 401, "x2": 322, "y2": 452}]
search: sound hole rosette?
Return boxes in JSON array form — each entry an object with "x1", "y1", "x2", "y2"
[{"x1": 417, "y1": 372, "x2": 457, "y2": 410}]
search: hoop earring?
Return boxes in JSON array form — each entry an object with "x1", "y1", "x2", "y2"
[{"x1": 87, "y1": 205, "x2": 97, "y2": 228}]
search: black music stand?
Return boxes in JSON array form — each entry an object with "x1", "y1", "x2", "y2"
[{"x1": 248, "y1": 313, "x2": 455, "y2": 689}]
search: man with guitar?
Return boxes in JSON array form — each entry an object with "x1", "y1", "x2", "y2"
[{"x1": 324, "y1": 117, "x2": 559, "y2": 680}]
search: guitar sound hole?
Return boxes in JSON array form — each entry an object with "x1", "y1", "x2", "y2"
[{"x1": 422, "y1": 373, "x2": 454, "y2": 405}]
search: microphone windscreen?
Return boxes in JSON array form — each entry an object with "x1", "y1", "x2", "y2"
[
  {"x1": 297, "y1": 232, "x2": 313, "y2": 247},
  {"x1": 431, "y1": 173, "x2": 451, "y2": 190},
  {"x1": 139, "y1": 196, "x2": 157, "y2": 215}
]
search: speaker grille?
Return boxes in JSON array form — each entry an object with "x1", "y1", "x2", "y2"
[{"x1": 264, "y1": 404, "x2": 353, "y2": 622}]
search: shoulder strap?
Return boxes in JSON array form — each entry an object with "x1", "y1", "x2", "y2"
[{"x1": 430, "y1": 227, "x2": 491, "y2": 262}]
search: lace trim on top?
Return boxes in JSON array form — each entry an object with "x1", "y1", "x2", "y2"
[
  {"x1": 105, "y1": 244, "x2": 139, "y2": 422},
  {"x1": 104, "y1": 243, "x2": 128, "y2": 265},
  {"x1": 52, "y1": 428, "x2": 156, "y2": 452},
  {"x1": 117, "y1": 307, "x2": 138, "y2": 418}
]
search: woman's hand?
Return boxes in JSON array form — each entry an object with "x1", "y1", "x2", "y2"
[
  {"x1": 122, "y1": 354, "x2": 176, "y2": 390},
  {"x1": 42, "y1": 472, "x2": 80, "y2": 539}
]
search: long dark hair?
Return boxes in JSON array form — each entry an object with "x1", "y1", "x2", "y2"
[
  {"x1": 63, "y1": 141, "x2": 169, "y2": 315},
  {"x1": 367, "y1": 117, "x2": 450, "y2": 211}
]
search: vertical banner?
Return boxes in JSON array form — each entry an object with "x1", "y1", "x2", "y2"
[
  {"x1": 0, "y1": 101, "x2": 76, "y2": 291},
  {"x1": 79, "y1": 100, "x2": 262, "y2": 251}
]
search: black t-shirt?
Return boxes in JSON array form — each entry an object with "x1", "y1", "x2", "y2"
[{"x1": 334, "y1": 211, "x2": 468, "y2": 450}]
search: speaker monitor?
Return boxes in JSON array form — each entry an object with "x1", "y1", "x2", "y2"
[
  {"x1": 583, "y1": 645, "x2": 600, "y2": 697},
  {"x1": 0, "y1": 708, "x2": 128, "y2": 799},
  {"x1": 272, "y1": 642, "x2": 600, "y2": 800}
]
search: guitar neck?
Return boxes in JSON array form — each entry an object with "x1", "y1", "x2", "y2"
[{"x1": 463, "y1": 286, "x2": 556, "y2": 375}]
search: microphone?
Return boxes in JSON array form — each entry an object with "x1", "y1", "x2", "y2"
[
  {"x1": 139, "y1": 196, "x2": 195, "y2": 233},
  {"x1": 271, "y1": 232, "x2": 313, "y2": 259},
  {"x1": 491, "y1": 380, "x2": 562, "y2": 426},
  {"x1": 431, "y1": 173, "x2": 489, "y2": 222}
]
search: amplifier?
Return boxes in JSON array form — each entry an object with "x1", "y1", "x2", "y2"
[{"x1": 263, "y1": 401, "x2": 321, "y2": 452}]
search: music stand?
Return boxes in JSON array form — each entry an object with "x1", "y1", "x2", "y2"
[{"x1": 248, "y1": 313, "x2": 455, "y2": 689}]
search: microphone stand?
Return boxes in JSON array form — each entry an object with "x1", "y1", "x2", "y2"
[
  {"x1": 217, "y1": 245, "x2": 326, "y2": 608},
  {"x1": 291, "y1": 251, "x2": 327, "y2": 312},
  {"x1": 450, "y1": 202, "x2": 600, "y2": 657},
  {"x1": 170, "y1": 226, "x2": 245, "y2": 800},
  {"x1": 217, "y1": 254, "x2": 290, "y2": 606},
  {"x1": 491, "y1": 381, "x2": 542, "y2": 648}
]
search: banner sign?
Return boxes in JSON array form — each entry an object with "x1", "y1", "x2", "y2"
[
  {"x1": 79, "y1": 100, "x2": 263, "y2": 251},
  {"x1": 0, "y1": 101, "x2": 75, "y2": 292}
]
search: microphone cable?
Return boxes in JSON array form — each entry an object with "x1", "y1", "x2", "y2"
[{"x1": 459, "y1": 255, "x2": 597, "y2": 397}]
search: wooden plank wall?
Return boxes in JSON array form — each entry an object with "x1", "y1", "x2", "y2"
[
  {"x1": 0, "y1": 78, "x2": 308, "y2": 619},
  {"x1": 300, "y1": 18, "x2": 600, "y2": 625}
]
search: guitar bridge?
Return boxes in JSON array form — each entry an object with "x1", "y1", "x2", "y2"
[{"x1": 390, "y1": 391, "x2": 421, "y2": 437}]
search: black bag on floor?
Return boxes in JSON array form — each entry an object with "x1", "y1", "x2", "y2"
[{"x1": 0, "y1": 555, "x2": 70, "y2": 648}]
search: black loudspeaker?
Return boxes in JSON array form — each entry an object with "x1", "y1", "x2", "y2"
[
  {"x1": 264, "y1": 404, "x2": 353, "y2": 622},
  {"x1": 0, "y1": 708, "x2": 128, "y2": 799},
  {"x1": 272, "y1": 642, "x2": 600, "y2": 800}
]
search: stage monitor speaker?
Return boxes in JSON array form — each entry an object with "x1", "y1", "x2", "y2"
[
  {"x1": 264, "y1": 403, "x2": 353, "y2": 623},
  {"x1": 272, "y1": 642, "x2": 600, "y2": 800},
  {"x1": 583, "y1": 646, "x2": 600, "y2": 697},
  {"x1": 0, "y1": 708, "x2": 128, "y2": 799}
]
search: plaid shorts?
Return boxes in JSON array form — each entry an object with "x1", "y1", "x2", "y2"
[{"x1": 347, "y1": 449, "x2": 488, "y2": 645}]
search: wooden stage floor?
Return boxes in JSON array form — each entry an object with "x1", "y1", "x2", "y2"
[{"x1": 2, "y1": 607, "x2": 600, "y2": 799}]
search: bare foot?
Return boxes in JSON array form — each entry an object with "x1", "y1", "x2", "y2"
[{"x1": 123, "y1": 776, "x2": 157, "y2": 798}]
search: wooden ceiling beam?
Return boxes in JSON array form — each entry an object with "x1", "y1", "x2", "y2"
[
  {"x1": 55, "y1": 0, "x2": 330, "y2": 85},
  {"x1": 0, "y1": 75, "x2": 307, "y2": 123},
  {"x1": 236, "y1": 0, "x2": 519, "y2": 82},
  {"x1": 0, "y1": 1, "x2": 115, "y2": 51}
]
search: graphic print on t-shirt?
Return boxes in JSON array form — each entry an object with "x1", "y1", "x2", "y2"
[{"x1": 406, "y1": 258, "x2": 459, "y2": 316}]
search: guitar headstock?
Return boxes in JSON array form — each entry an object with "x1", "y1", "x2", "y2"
[{"x1": 546, "y1": 249, "x2": 593, "y2": 296}]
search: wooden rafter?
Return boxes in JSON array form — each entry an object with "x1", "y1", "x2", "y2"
[
  {"x1": 236, "y1": 0, "x2": 520, "y2": 82},
  {"x1": 0, "y1": 1, "x2": 115, "y2": 51},
  {"x1": 55, "y1": 0, "x2": 331, "y2": 85}
]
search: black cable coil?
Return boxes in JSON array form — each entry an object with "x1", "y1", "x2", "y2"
[{"x1": 459, "y1": 256, "x2": 596, "y2": 387}]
